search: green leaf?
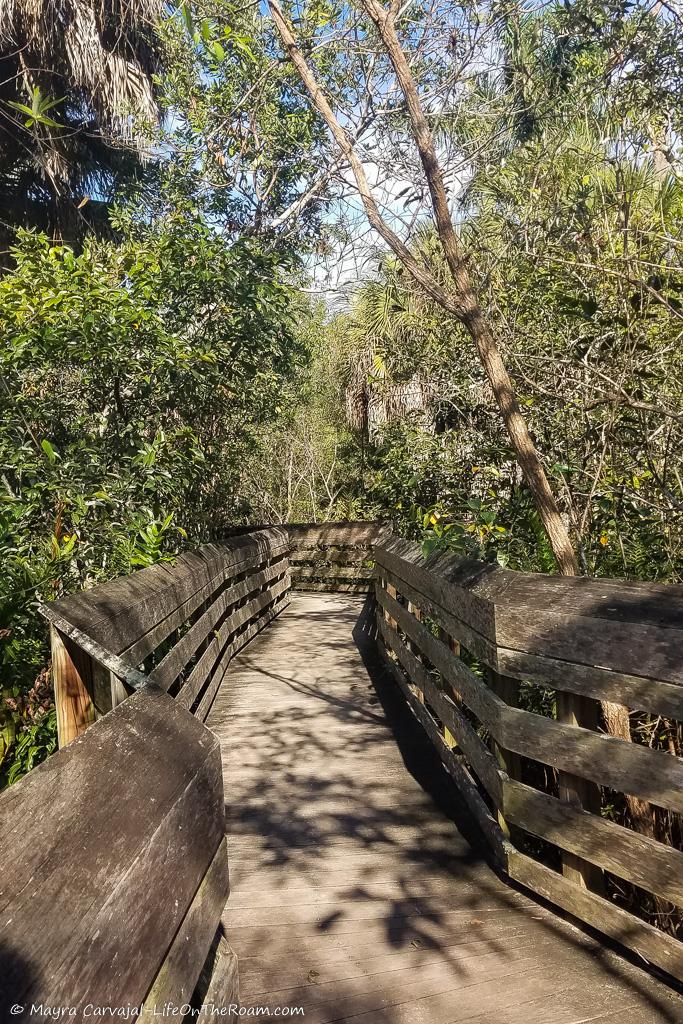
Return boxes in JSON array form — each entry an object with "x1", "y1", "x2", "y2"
[
  {"x1": 180, "y1": 2, "x2": 194, "y2": 36},
  {"x1": 40, "y1": 439, "x2": 56, "y2": 464}
]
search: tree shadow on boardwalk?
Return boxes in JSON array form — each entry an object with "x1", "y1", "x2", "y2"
[{"x1": 214, "y1": 591, "x2": 683, "y2": 1024}]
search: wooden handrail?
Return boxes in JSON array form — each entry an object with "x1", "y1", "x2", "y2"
[
  {"x1": 222, "y1": 520, "x2": 390, "y2": 592},
  {"x1": 287, "y1": 521, "x2": 389, "y2": 591},
  {"x1": 0, "y1": 687, "x2": 232, "y2": 1012},
  {"x1": 0, "y1": 529, "x2": 295, "y2": 1013},
  {"x1": 374, "y1": 534, "x2": 683, "y2": 982},
  {"x1": 41, "y1": 528, "x2": 291, "y2": 747},
  {"x1": 2, "y1": 521, "x2": 682, "y2": 1010}
]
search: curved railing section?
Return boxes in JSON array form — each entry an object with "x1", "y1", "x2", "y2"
[{"x1": 0, "y1": 528, "x2": 291, "y2": 1014}]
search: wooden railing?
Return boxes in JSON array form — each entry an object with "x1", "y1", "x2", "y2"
[
  {"x1": 1, "y1": 529, "x2": 290, "y2": 1013},
  {"x1": 287, "y1": 521, "x2": 387, "y2": 592},
  {"x1": 1, "y1": 521, "x2": 682, "y2": 1008},
  {"x1": 44, "y1": 528, "x2": 290, "y2": 745},
  {"x1": 374, "y1": 535, "x2": 683, "y2": 982}
]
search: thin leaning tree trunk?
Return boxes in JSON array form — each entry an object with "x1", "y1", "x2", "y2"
[{"x1": 268, "y1": 0, "x2": 579, "y2": 577}]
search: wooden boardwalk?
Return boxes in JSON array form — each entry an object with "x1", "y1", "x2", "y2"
[{"x1": 208, "y1": 592, "x2": 683, "y2": 1024}]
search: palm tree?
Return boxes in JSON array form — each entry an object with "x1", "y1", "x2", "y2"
[{"x1": 0, "y1": 0, "x2": 164, "y2": 257}]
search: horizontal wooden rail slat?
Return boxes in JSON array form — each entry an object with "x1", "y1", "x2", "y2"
[
  {"x1": 499, "y1": 705, "x2": 683, "y2": 816},
  {"x1": 150, "y1": 556, "x2": 288, "y2": 691},
  {"x1": 185, "y1": 585, "x2": 290, "y2": 720},
  {"x1": 287, "y1": 522, "x2": 388, "y2": 547},
  {"x1": 375, "y1": 542, "x2": 497, "y2": 647},
  {"x1": 375, "y1": 539, "x2": 683, "y2": 703},
  {"x1": 382, "y1": 603, "x2": 683, "y2": 910},
  {"x1": 374, "y1": 555, "x2": 498, "y2": 667},
  {"x1": 294, "y1": 580, "x2": 374, "y2": 593},
  {"x1": 42, "y1": 530, "x2": 293, "y2": 747},
  {"x1": 507, "y1": 850, "x2": 683, "y2": 981},
  {"x1": 380, "y1": 602, "x2": 683, "y2": 909},
  {"x1": 293, "y1": 565, "x2": 372, "y2": 581},
  {"x1": 194, "y1": 591, "x2": 290, "y2": 721},
  {"x1": 376, "y1": 585, "x2": 503, "y2": 727},
  {"x1": 290, "y1": 547, "x2": 374, "y2": 566},
  {"x1": 496, "y1": 647, "x2": 683, "y2": 720},
  {"x1": 178, "y1": 581, "x2": 290, "y2": 715},
  {"x1": 503, "y1": 780, "x2": 683, "y2": 908},
  {"x1": 376, "y1": 618, "x2": 507, "y2": 866},
  {"x1": 123, "y1": 561, "x2": 238, "y2": 667},
  {"x1": 377, "y1": 585, "x2": 683, "y2": 814},
  {"x1": 378, "y1": 615, "x2": 504, "y2": 807}
]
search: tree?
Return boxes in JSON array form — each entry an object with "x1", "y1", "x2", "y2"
[
  {"x1": 0, "y1": 0, "x2": 164, "y2": 254},
  {"x1": 266, "y1": 0, "x2": 580, "y2": 575}
]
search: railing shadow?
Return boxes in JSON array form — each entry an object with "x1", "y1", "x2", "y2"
[{"x1": 0, "y1": 942, "x2": 37, "y2": 1017}]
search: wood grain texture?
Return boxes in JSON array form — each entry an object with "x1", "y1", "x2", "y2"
[
  {"x1": 504, "y1": 780, "x2": 683, "y2": 908},
  {"x1": 51, "y1": 625, "x2": 97, "y2": 746},
  {"x1": 291, "y1": 547, "x2": 375, "y2": 566},
  {"x1": 141, "y1": 838, "x2": 230, "y2": 1016},
  {"x1": 0, "y1": 687, "x2": 225, "y2": 1013},
  {"x1": 177, "y1": 577, "x2": 290, "y2": 711},
  {"x1": 194, "y1": 930, "x2": 239, "y2": 1012},
  {"x1": 43, "y1": 530, "x2": 289, "y2": 655},
  {"x1": 150, "y1": 557, "x2": 288, "y2": 691},
  {"x1": 294, "y1": 565, "x2": 373, "y2": 581},
  {"x1": 377, "y1": 626, "x2": 508, "y2": 866},
  {"x1": 209, "y1": 592, "x2": 682, "y2": 1023},
  {"x1": 193, "y1": 591, "x2": 290, "y2": 721},
  {"x1": 286, "y1": 521, "x2": 389, "y2": 547},
  {"x1": 374, "y1": 538, "x2": 683, "y2": 697},
  {"x1": 497, "y1": 646, "x2": 683, "y2": 718},
  {"x1": 377, "y1": 614, "x2": 504, "y2": 807},
  {"x1": 292, "y1": 580, "x2": 373, "y2": 593},
  {"x1": 507, "y1": 850, "x2": 683, "y2": 982}
]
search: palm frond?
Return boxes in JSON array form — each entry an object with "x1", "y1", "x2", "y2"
[{"x1": 0, "y1": 0, "x2": 165, "y2": 252}]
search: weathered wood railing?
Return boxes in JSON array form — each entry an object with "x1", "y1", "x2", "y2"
[
  {"x1": 374, "y1": 535, "x2": 683, "y2": 982},
  {"x1": 287, "y1": 521, "x2": 386, "y2": 592},
  {"x1": 0, "y1": 528, "x2": 290, "y2": 1014},
  {"x1": 44, "y1": 528, "x2": 290, "y2": 745},
  {"x1": 1, "y1": 520, "x2": 682, "y2": 1010}
]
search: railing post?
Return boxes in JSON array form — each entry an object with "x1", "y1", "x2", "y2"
[
  {"x1": 406, "y1": 601, "x2": 424, "y2": 703},
  {"x1": 438, "y1": 626, "x2": 460, "y2": 748},
  {"x1": 385, "y1": 581, "x2": 397, "y2": 627},
  {"x1": 486, "y1": 669, "x2": 522, "y2": 839},
  {"x1": 556, "y1": 691, "x2": 604, "y2": 893},
  {"x1": 91, "y1": 660, "x2": 129, "y2": 716},
  {"x1": 50, "y1": 625, "x2": 97, "y2": 747}
]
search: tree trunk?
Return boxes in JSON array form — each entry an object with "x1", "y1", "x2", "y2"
[{"x1": 269, "y1": 0, "x2": 579, "y2": 576}]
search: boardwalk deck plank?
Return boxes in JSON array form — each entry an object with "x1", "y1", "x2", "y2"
[{"x1": 207, "y1": 593, "x2": 683, "y2": 1024}]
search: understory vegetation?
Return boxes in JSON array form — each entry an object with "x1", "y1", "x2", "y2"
[{"x1": 0, "y1": 0, "x2": 681, "y2": 940}]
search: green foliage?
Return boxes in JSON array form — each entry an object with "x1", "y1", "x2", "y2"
[
  {"x1": 314, "y1": 0, "x2": 683, "y2": 582},
  {"x1": 4, "y1": 710, "x2": 57, "y2": 786},
  {"x1": 0, "y1": 216, "x2": 307, "y2": 784},
  {"x1": 158, "y1": 0, "x2": 328, "y2": 246}
]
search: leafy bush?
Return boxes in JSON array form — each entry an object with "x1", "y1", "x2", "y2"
[{"x1": 0, "y1": 220, "x2": 307, "y2": 785}]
